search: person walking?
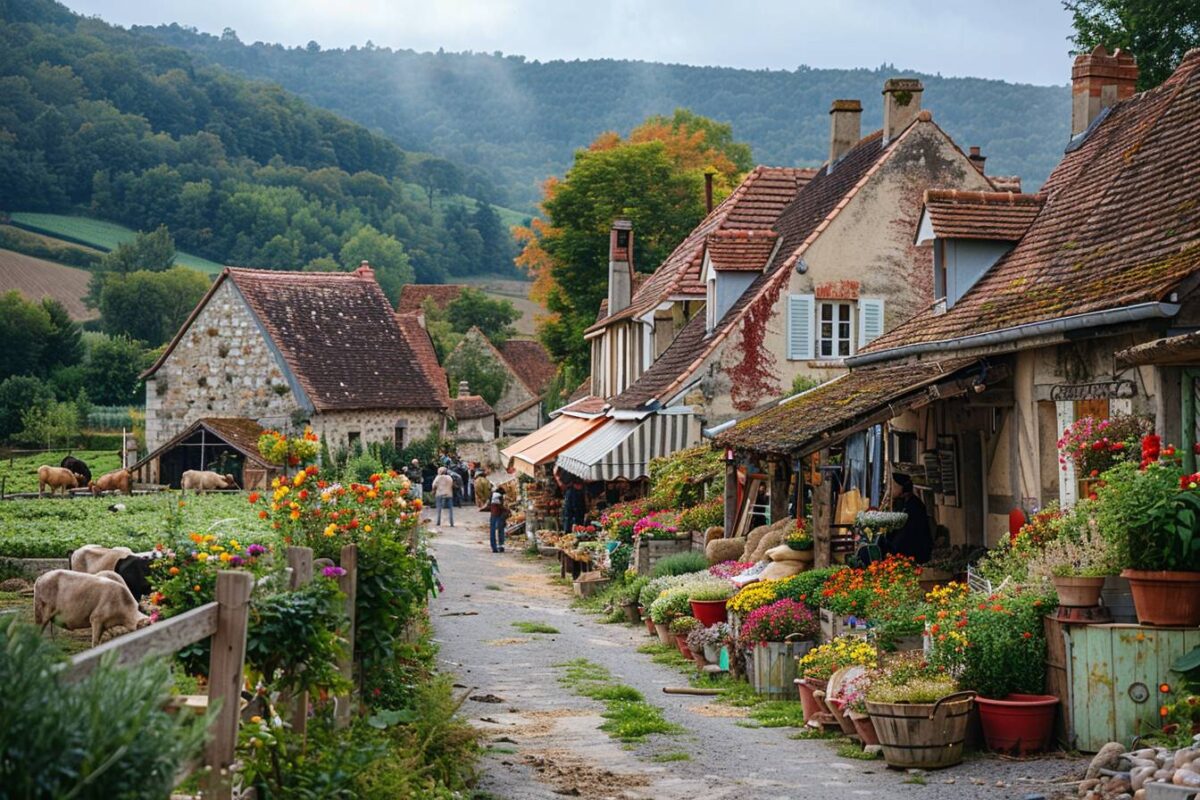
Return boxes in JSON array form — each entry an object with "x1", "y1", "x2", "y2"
[
  {"x1": 488, "y1": 488, "x2": 510, "y2": 553},
  {"x1": 432, "y1": 466, "x2": 455, "y2": 527},
  {"x1": 406, "y1": 458, "x2": 423, "y2": 500},
  {"x1": 451, "y1": 467, "x2": 464, "y2": 507}
]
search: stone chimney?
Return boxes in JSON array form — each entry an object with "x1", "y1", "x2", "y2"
[
  {"x1": 1071, "y1": 45, "x2": 1138, "y2": 137},
  {"x1": 882, "y1": 78, "x2": 924, "y2": 143},
  {"x1": 457, "y1": 380, "x2": 470, "y2": 396},
  {"x1": 828, "y1": 99, "x2": 863, "y2": 166},
  {"x1": 704, "y1": 170, "x2": 715, "y2": 214},
  {"x1": 355, "y1": 260, "x2": 374, "y2": 279},
  {"x1": 607, "y1": 219, "x2": 633, "y2": 316},
  {"x1": 968, "y1": 146, "x2": 986, "y2": 174}
]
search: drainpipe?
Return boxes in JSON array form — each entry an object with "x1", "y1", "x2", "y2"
[{"x1": 846, "y1": 302, "x2": 1180, "y2": 367}]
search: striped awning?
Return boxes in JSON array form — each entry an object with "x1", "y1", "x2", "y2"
[{"x1": 556, "y1": 413, "x2": 696, "y2": 481}]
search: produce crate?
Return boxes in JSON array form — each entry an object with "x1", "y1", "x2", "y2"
[{"x1": 819, "y1": 607, "x2": 869, "y2": 642}]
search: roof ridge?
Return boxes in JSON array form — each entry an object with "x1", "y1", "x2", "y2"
[{"x1": 924, "y1": 189, "x2": 1044, "y2": 206}]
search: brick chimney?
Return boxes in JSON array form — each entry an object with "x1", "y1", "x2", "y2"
[
  {"x1": 607, "y1": 219, "x2": 633, "y2": 316},
  {"x1": 355, "y1": 260, "x2": 374, "y2": 279},
  {"x1": 704, "y1": 170, "x2": 715, "y2": 214},
  {"x1": 1071, "y1": 45, "x2": 1138, "y2": 137},
  {"x1": 882, "y1": 78, "x2": 923, "y2": 143},
  {"x1": 457, "y1": 380, "x2": 471, "y2": 396},
  {"x1": 968, "y1": 146, "x2": 986, "y2": 174},
  {"x1": 828, "y1": 99, "x2": 863, "y2": 167}
]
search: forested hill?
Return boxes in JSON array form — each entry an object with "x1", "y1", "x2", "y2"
[
  {"x1": 142, "y1": 26, "x2": 1072, "y2": 209},
  {"x1": 0, "y1": 0, "x2": 519, "y2": 289}
]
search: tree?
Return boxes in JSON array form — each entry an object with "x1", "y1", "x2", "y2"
[
  {"x1": 1064, "y1": 0, "x2": 1200, "y2": 89},
  {"x1": 0, "y1": 375, "x2": 54, "y2": 441},
  {"x1": 445, "y1": 288, "x2": 520, "y2": 345},
  {"x1": 415, "y1": 158, "x2": 462, "y2": 209},
  {"x1": 340, "y1": 225, "x2": 414, "y2": 304},
  {"x1": 15, "y1": 400, "x2": 81, "y2": 448},
  {"x1": 98, "y1": 225, "x2": 177, "y2": 275},
  {"x1": 85, "y1": 334, "x2": 148, "y2": 405},
  {"x1": 98, "y1": 267, "x2": 210, "y2": 347},
  {"x1": 40, "y1": 298, "x2": 84, "y2": 372},
  {"x1": 444, "y1": 335, "x2": 509, "y2": 406},
  {"x1": 0, "y1": 291, "x2": 53, "y2": 380}
]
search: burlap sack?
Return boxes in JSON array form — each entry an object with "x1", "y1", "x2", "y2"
[
  {"x1": 706, "y1": 537, "x2": 746, "y2": 565},
  {"x1": 746, "y1": 518, "x2": 793, "y2": 562},
  {"x1": 765, "y1": 544, "x2": 808, "y2": 562},
  {"x1": 704, "y1": 526, "x2": 725, "y2": 546},
  {"x1": 760, "y1": 559, "x2": 804, "y2": 580}
]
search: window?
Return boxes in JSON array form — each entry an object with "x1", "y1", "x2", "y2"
[
  {"x1": 786, "y1": 294, "x2": 814, "y2": 360},
  {"x1": 817, "y1": 302, "x2": 853, "y2": 358},
  {"x1": 393, "y1": 419, "x2": 408, "y2": 449},
  {"x1": 347, "y1": 431, "x2": 361, "y2": 451}
]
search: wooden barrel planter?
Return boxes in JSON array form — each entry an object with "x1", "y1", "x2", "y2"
[
  {"x1": 750, "y1": 637, "x2": 814, "y2": 699},
  {"x1": 865, "y1": 692, "x2": 975, "y2": 770}
]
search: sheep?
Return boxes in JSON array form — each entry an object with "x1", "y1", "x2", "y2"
[
  {"x1": 37, "y1": 465, "x2": 77, "y2": 497},
  {"x1": 69, "y1": 544, "x2": 155, "y2": 598},
  {"x1": 33, "y1": 569, "x2": 149, "y2": 647},
  {"x1": 89, "y1": 468, "x2": 132, "y2": 496},
  {"x1": 60, "y1": 455, "x2": 92, "y2": 485},
  {"x1": 181, "y1": 470, "x2": 238, "y2": 494}
]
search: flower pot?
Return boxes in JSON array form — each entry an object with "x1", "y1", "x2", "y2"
[
  {"x1": 692, "y1": 649, "x2": 708, "y2": 668},
  {"x1": 1121, "y1": 569, "x2": 1200, "y2": 626},
  {"x1": 848, "y1": 711, "x2": 880, "y2": 746},
  {"x1": 644, "y1": 614, "x2": 657, "y2": 637},
  {"x1": 689, "y1": 598, "x2": 729, "y2": 627},
  {"x1": 1051, "y1": 575, "x2": 1105, "y2": 607},
  {"x1": 866, "y1": 692, "x2": 974, "y2": 770},
  {"x1": 750, "y1": 639, "x2": 814, "y2": 699},
  {"x1": 826, "y1": 698, "x2": 857, "y2": 735},
  {"x1": 655, "y1": 622, "x2": 674, "y2": 647},
  {"x1": 796, "y1": 678, "x2": 824, "y2": 722},
  {"x1": 975, "y1": 694, "x2": 1058, "y2": 755},
  {"x1": 677, "y1": 638, "x2": 693, "y2": 661},
  {"x1": 622, "y1": 601, "x2": 641, "y2": 624}
]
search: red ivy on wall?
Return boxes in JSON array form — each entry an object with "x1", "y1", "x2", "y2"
[{"x1": 726, "y1": 281, "x2": 782, "y2": 411}]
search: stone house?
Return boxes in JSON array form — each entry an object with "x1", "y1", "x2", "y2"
[
  {"x1": 142, "y1": 264, "x2": 450, "y2": 457},
  {"x1": 446, "y1": 327, "x2": 556, "y2": 436}
]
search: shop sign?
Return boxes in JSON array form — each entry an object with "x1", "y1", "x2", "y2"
[{"x1": 1050, "y1": 380, "x2": 1135, "y2": 402}]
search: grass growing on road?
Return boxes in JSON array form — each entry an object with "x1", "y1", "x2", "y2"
[
  {"x1": 836, "y1": 740, "x2": 881, "y2": 760},
  {"x1": 555, "y1": 659, "x2": 682, "y2": 742},
  {"x1": 512, "y1": 621, "x2": 559, "y2": 634},
  {"x1": 736, "y1": 701, "x2": 809, "y2": 729},
  {"x1": 649, "y1": 751, "x2": 691, "y2": 763}
]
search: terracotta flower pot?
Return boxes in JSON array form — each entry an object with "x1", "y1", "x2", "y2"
[
  {"x1": 622, "y1": 601, "x2": 641, "y2": 624},
  {"x1": 644, "y1": 614, "x2": 657, "y2": 637},
  {"x1": 1121, "y1": 569, "x2": 1200, "y2": 626},
  {"x1": 795, "y1": 679, "x2": 823, "y2": 722},
  {"x1": 677, "y1": 638, "x2": 693, "y2": 660},
  {"x1": 848, "y1": 711, "x2": 880, "y2": 746},
  {"x1": 689, "y1": 598, "x2": 729, "y2": 626},
  {"x1": 692, "y1": 649, "x2": 708, "y2": 669},
  {"x1": 655, "y1": 622, "x2": 674, "y2": 647},
  {"x1": 826, "y1": 698, "x2": 857, "y2": 736},
  {"x1": 1052, "y1": 575, "x2": 1105, "y2": 607},
  {"x1": 975, "y1": 694, "x2": 1058, "y2": 755}
]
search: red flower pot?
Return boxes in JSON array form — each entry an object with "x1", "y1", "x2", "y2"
[
  {"x1": 644, "y1": 614, "x2": 657, "y2": 636},
  {"x1": 677, "y1": 638, "x2": 693, "y2": 661},
  {"x1": 1122, "y1": 570, "x2": 1200, "y2": 626},
  {"x1": 689, "y1": 599, "x2": 728, "y2": 627},
  {"x1": 975, "y1": 694, "x2": 1058, "y2": 755},
  {"x1": 796, "y1": 678, "x2": 825, "y2": 722}
]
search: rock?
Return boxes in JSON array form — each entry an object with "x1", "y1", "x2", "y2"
[
  {"x1": 1154, "y1": 769, "x2": 1174, "y2": 781},
  {"x1": 941, "y1": 777, "x2": 955, "y2": 784},
  {"x1": 1079, "y1": 778, "x2": 1100, "y2": 792},
  {"x1": 1105, "y1": 778, "x2": 1131, "y2": 796},
  {"x1": 1130, "y1": 766, "x2": 1156, "y2": 792},
  {"x1": 994, "y1": 780, "x2": 1007, "y2": 787},
  {"x1": 906, "y1": 768, "x2": 927, "y2": 776},
  {"x1": 1174, "y1": 769, "x2": 1200, "y2": 787},
  {"x1": 864, "y1": 745, "x2": 882, "y2": 756},
  {"x1": 1133, "y1": 790, "x2": 1146, "y2": 800},
  {"x1": 1089, "y1": 743, "x2": 1126, "y2": 780},
  {"x1": 1175, "y1": 749, "x2": 1199, "y2": 769},
  {"x1": 1133, "y1": 749, "x2": 1157, "y2": 760},
  {"x1": 1128, "y1": 758, "x2": 1156, "y2": 769}
]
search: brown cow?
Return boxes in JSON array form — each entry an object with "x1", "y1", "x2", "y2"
[
  {"x1": 181, "y1": 469, "x2": 238, "y2": 494},
  {"x1": 37, "y1": 465, "x2": 77, "y2": 497},
  {"x1": 33, "y1": 569, "x2": 150, "y2": 647},
  {"x1": 89, "y1": 468, "x2": 132, "y2": 496}
]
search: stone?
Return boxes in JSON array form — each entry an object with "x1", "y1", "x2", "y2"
[
  {"x1": 1079, "y1": 779, "x2": 1100, "y2": 792},
  {"x1": 1174, "y1": 769, "x2": 1200, "y2": 787},
  {"x1": 1175, "y1": 749, "x2": 1199, "y2": 769},
  {"x1": 1104, "y1": 778, "x2": 1131, "y2": 797},
  {"x1": 1089, "y1": 743, "x2": 1126, "y2": 779},
  {"x1": 1132, "y1": 790, "x2": 1145, "y2": 800},
  {"x1": 863, "y1": 745, "x2": 882, "y2": 756},
  {"x1": 1130, "y1": 766, "x2": 1155, "y2": 792}
]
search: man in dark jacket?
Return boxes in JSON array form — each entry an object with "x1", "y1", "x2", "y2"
[{"x1": 884, "y1": 473, "x2": 933, "y2": 564}]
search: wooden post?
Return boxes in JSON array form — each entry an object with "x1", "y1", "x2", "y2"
[
  {"x1": 723, "y1": 459, "x2": 737, "y2": 536},
  {"x1": 813, "y1": 448, "x2": 832, "y2": 569},
  {"x1": 768, "y1": 460, "x2": 788, "y2": 524},
  {"x1": 335, "y1": 544, "x2": 358, "y2": 729},
  {"x1": 286, "y1": 546, "x2": 314, "y2": 735},
  {"x1": 205, "y1": 571, "x2": 254, "y2": 800}
]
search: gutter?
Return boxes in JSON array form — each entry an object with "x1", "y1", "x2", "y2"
[
  {"x1": 847, "y1": 302, "x2": 1180, "y2": 367},
  {"x1": 703, "y1": 418, "x2": 736, "y2": 439}
]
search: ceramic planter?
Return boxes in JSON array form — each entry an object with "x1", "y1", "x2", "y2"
[
  {"x1": 1052, "y1": 575, "x2": 1105, "y2": 607},
  {"x1": 826, "y1": 698, "x2": 857, "y2": 735},
  {"x1": 689, "y1": 598, "x2": 729, "y2": 627},
  {"x1": 621, "y1": 601, "x2": 641, "y2": 624},
  {"x1": 677, "y1": 638, "x2": 693, "y2": 661},
  {"x1": 643, "y1": 612, "x2": 656, "y2": 636},
  {"x1": 654, "y1": 622, "x2": 675, "y2": 647},
  {"x1": 975, "y1": 694, "x2": 1058, "y2": 755},
  {"x1": 795, "y1": 678, "x2": 824, "y2": 722},
  {"x1": 1121, "y1": 570, "x2": 1200, "y2": 626},
  {"x1": 866, "y1": 692, "x2": 975, "y2": 769},
  {"x1": 848, "y1": 710, "x2": 880, "y2": 746},
  {"x1": 703, "y1": 643, "x2": 721, "y2": 663}
]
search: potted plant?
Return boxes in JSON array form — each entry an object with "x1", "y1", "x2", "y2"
[
  {"x1": 686, "y1": 624, "x2": 711, "y2": 667},
  {"x1": 648, "y1": 586, "x2": 692, "y2": 647},
  {"x1": 688, "y1": 579, "x2": 736, "y2": 626},
  {"x1": 615, "y1": 576, "x2": 649, "y2": 624},
  {"x1": 854, "y1": 510, "x2": 908, "y2": 562},
  {"x1": 1027, "y1": 510, "x2": 1112, "y2": 607},
  {"x1": 865, "y1": 661, "x2": 971, "y2": 769},
  {"x1": 737, "y1": 599, "x2": 819, "y2": 699},
  {"x1": 795, "y1": 636, "x2": 878, "y2": 722},
  {"x1": 1095, "y1": 450, "x2": 1200, "y2": 626},
  {"x1": 838, "y1": 670, "x2": 879, "y2": 746},
  {"x1": 784, "y1": 519, "x2": 815, "y2": 564},
  {"x1": 671, "y1": 616, "x2": 700, "y2": 660}
]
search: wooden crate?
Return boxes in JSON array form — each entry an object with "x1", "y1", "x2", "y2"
[{"x1": 819, "y1": 607, "x2": 869, "y2": 643}]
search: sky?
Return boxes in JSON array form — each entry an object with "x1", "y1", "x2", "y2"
[{"x1": 68, "y1": 0, "x2": 1078, "y2": 86}]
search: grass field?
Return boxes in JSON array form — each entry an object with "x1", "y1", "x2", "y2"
[
  {"x1": 8, "y1": 213, "x2": 226, "y2": 274},
  {"x1": 0, "y1": 450, "x2": 123, "y2": 495},
  {"x1": 0, "y1": 250, "x2": 97, "y2": 320},
  {"x1": 462, "y1": 276, "x2": 543, "y2": 336},
  {"x1": 395, "y1": 185, "x2": 530, "y2": 231}
]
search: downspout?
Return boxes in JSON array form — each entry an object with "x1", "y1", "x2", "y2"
[{"x1": 847, "y1": 302, "x2": 1180, "y2": 367}]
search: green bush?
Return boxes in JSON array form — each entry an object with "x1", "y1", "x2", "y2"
[
  {"x1": 677, "y1": 496, "x2": 723, "y2": 532},
  {"x1": 0, "y1": 618, "x2": 208, "y2": 798},
  {"x1": 773, "y1": 567, "x2": 844, "y2": 608},
  {"x1": 651, "y1": 550, "x2": 709, "y2": 578},
  {"x1": 685, "y1": 579, "x2": 736, "y2": 602},
  {"x1": 345, "y1": 449, "x2": 386, "y2": 484}
]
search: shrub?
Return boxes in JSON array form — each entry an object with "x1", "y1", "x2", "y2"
[
  {"x1": 651, "y1": 550, "x2": 709, "y2": 578},
  {"x1": 686, "y1": 580, "x2": 736, "y2": 602},
  {"x1": 727, "y1": 580, "x2": 782, "y2": 615},
  {"x1": 773, "y1": 567, "x2": 843, "y2": 608},
  {"x1": 648, "y1": 586, "x2": 693, "y2": 624},
  {"x1": 796, "y1": 636, "x2": 878, "y2": 680},
  {"x1": 738, "y1": 599, "x2": 818, "y2": 646},
  {"x1": 867, "y1": 674, "x2": 958, "y2": 704},
  {"x1": 346, "y1": 449, "x2": 387, "y2": 484},
  {"x1": 669, "y1": 615, "x2": 700, "y2": 636},
  {"x1": 677, "y1": 497, "x2": 723, "y2": 532},
  {"x1": 647, "y1": 445, "x2": 722, "y2": 508}
]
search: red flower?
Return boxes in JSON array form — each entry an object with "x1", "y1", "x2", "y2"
[
  {"x1": 248, "y1": 492, "x2": 259, "y2": 504},
  {"x1": 1022, "y1": 631, "x2": 1033, "y2": 639},
  {"x1": 258, "y1": 510, "x2": 268, "y2": 519}
]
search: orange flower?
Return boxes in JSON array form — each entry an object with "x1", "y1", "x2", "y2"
[
  {"x1": 169, "y1": 566, "x2": 180, "y2": 576},
  {"x1": 248, "y1": 492, "x2": 260, "y2": 504},
  {"x1": 258, "y1": 510, "x2": 268, "y2": 519}
]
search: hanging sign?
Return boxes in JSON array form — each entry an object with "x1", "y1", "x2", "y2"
[{"x1": 1050, "y1": 380, "x2": 1135, "y2": 402}]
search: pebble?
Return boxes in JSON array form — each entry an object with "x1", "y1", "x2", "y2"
[
  {"x1": 1089, "y1": 743, "x2": 1125, "y2": 780},
  {"x1": 941, "y1": 778, "x2": 955, "y2": 784}
]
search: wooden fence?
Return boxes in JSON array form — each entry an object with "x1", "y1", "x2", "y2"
[{"x1": 61, "y1": 544, "x2": 358, "y2": 800}]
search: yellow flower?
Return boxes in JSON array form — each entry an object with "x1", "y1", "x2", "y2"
[
  {"x1": 210, "y1": 544, "x2": 224, "y2": 552},
  {"x1": 323, "y1": 523, "x2": 337, "y2": 538},
  {"x1": 230, "y1": 539, "x2": 240, "y2": 550},
  {"x1": 219, "y1": 552, "x2": 232, "y2": 563},
  {"x1": 250, "y1": 715, "x2": 263, "y2": 724},
  {"x1": 271, "y1": 478, "x2": 281, "y2": 489},
  {"x1": 196, "y1": 552, "x2": 209, "y2": 562},
  {"x1": 321, "y1": 492, "x2": 332, "y2": 503},
  {"x1": 293, "y1": 472, "x2": 306, "y2": 487},
  {"x1": 364, "y1": 524, "x2": 372, "y2": 533},
  {"x1": 290, "y1": 510, "x2": 301, "y2": 521}
]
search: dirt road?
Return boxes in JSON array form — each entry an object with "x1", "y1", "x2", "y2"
[{"x1": 429, "y1": 508, "x2": 1083, "y2": 799}]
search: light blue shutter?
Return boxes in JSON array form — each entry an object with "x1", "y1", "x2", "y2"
[
  {"x1": 859, "y1": 298, "x2": 884, "y2": 348},
  {"x1": 787, "y1": 294, "x2": 814, "y2": 360}
]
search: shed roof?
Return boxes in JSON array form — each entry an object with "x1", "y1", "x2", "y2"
[{"x1": 705, "y1": 230, "x2": 779, "y2": 272}]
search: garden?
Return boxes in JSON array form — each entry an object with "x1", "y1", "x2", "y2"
[{"x1": 0, "y1": 428, "x2": 478, "y2": 799}]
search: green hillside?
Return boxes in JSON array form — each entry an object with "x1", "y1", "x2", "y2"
[
  {"x1": 8, "y1": 213, "x2": 225, "y2": 273},
  {"x1": 144, "y1": 26, "x2": 1074, "y2": 209}
]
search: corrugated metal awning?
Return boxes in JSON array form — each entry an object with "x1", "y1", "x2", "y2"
[
  {"x1": 556, "y1": 413, "x2": 695, "y2": 481},
  {"x1": 501, "y1": 414, "x2": 606, "y2": 477}
]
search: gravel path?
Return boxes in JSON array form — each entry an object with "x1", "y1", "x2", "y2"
[{"x1": 429, "y1": 509, "x2": 1085, "y2": 800}]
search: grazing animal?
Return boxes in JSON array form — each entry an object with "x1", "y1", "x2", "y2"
[
  {"x1": 181, "y1": 470, "x2": 238, "y2": 494},
  {"x1": 70, "y1": 544, "x2": 134, "y2": 574},
  {"x1": 37, "y1": 465, "x2": 77, "y2": 497},
  {"x1": 33, "y1": 569, "x2": 150, "y2": 647},
  {"x1": 60, "y1": 456, "x2": 92, "y2": 485},
  {"x1": 89, "y1": 468, "x2": 132, "y2": 496},
  {"x1": 69, "y1": 544, "x2": 155, "y2": 598},
  {"x1": 108, "y1": 503, "x2": 126, "y2": 513}
]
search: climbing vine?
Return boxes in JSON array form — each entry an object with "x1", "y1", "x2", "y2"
[{"x1": 726, "y1": 277, "x2": 784, "y2": 411}]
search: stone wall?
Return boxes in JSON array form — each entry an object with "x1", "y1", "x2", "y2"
[
  {"x1": 145, "y1": 280, "x2": 299, "y2": 452},
  {"x1": 313, "y1": 408, "x2": 443, "y2": 452},
  {"x1": 500, "y1": 403, "x2": 542, "y2": 436}
]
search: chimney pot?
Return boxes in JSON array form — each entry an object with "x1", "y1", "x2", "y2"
[
  {"x1": 828, "y1": 99, "x2": 863, "y2": 167},
  {"x1": 607, "y1": 219, "x2": 633, "y2": 316},
  {"x1": 1071, "y1": 45, "x2": 1138, "y2": 137},
  {"x1": 968, "y1": 145, "x2": 986, "y2": 174},
  {"x1": 457, "y1": 380, "x2": 470, "y2": 396},
  {"x1": 882, "y1": 78, "x2": 924, "y2": 143}
]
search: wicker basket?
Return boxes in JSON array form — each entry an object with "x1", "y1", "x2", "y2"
[{"x1": 865, "y1": 692, "x2": 975, "y2": 769}]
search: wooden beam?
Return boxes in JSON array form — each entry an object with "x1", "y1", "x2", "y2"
[
  {"x1": 335, "y1": 544, "x2": 358, "y2": 729},
  {"x1": 723, "y1": 460, "x2": 737, "y2": 537},
  {"x1": 286, "y1": 547, "x2": 314, "y2": 735},
  {"x1": 204, "y1": 571, "x2": 254, "y2": 800}
]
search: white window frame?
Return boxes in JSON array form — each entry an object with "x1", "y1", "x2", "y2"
[{"x1": 817, "y1": 301, "x2": 854, "y2": 359}]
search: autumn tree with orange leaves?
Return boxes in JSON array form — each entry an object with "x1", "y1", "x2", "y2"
[{"x1": 514, "y1": 110, "x2": 752, "y2": 384}]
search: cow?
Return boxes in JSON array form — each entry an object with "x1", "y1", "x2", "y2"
[
  {"x1": 33, "y1": 569, "x2": 150, "y2": 647},
  {"x1": 60, "y1": 455, "x2": 92, "y2": 486},
  {"x1": 37, "y1": 465, "x2": 77, "y2": 497},
  {"x1": 69, "y1": 544, "x2": 155, "y2": 599},
  {"x1": 89, "y1": 468, "x2": 132, "y2": 496},
  {"x1": 181, "y1": 470, "x2": 238, "y2": 494}
]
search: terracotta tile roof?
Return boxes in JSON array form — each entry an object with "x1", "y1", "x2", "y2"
[
  {"x1": 586, "y1": 166, "x2": 815, "y2": 333},
  {"x1": 922, "y1": 190, "x2": 1044, "y2": 242},
  {"x1": 452, "y1": 394, "x2": 494, "y2": 420},
  {"x1": 499, "y1": 339, "x2": 557, "y2": 395},
  {"x1": 199, "y1": 417, "x2": 269, "y2": 459},
  {"x1": 395, "y1": 312, "x2": 452, "y2": 408},
  {"x1": 1116, "y1": 330, "x2": 1200, "y2": 368},
  {"x1": 595, "y1": 299, "x2": 609, "y2": 322},
  {"x1": 557, "y1": 394, "x2": 608, "y2": 417},
  {"x1": 705, "y1": 230, "x2": 779, "y2": 272},
  {"x1": 862, "y1": 51, "x2": 1200, "y2": 358},
  {"x1": 567, "y1": 378, "x2": 592, "y2": 404},
  {"x1": 395, "y1": 283, "x2": 466, "y2": 314},
  {"x1": 610, "y1": 130, "x2": 893, "y2": 411},
  {"x1": 715, "y1": 357, "x2": 979, "y2": 455}
]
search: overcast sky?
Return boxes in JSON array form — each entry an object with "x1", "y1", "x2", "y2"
[{"x1": 69, "y1": 0, "x2": 1077, "y2": 86}]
